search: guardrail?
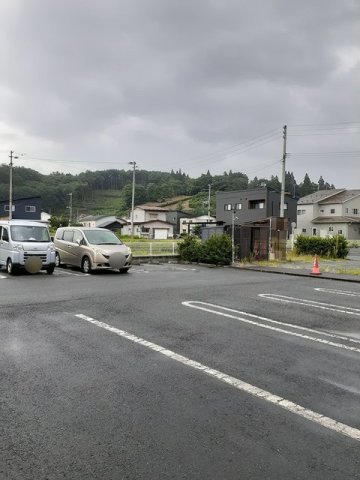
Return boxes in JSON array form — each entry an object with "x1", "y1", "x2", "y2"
[{"x1": 126, "y1": 242, "x2": 179, "y2": 257}]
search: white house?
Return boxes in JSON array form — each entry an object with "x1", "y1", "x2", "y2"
[
  {"x1": 295, "y1": 189, "x2": 360, "y2": 239},
  {"x1": 180, "y1": 215, "x2": 216, "y2": 235},
  {"x1": 122, "y1": 205, "x2": 174, "y2": 239}
]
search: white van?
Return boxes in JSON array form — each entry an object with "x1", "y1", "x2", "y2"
[{"x1": 0, "y1": 220, "x2": 56, "y2": 274}]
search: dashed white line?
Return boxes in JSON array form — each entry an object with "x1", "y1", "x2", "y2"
[
  {"x1": 183, "y1": 301, "x2": 360, "y2": 353},
  {"x1": 259, "y1": 294, "x2": 360, "y2": 317},
  {"x1": 75, "y1": 313, "x2": 360, "y2": 442},
  {"x1": 315, "y1": 288, "x2": 360, "y2": 297}
]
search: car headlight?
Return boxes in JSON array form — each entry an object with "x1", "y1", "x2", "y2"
[
  {"x1": 94, "y1": 249, "x2": 106, "y2": 256},
  {"x1": 13, "y1": 243, "x2": 24, "y2": 251}
]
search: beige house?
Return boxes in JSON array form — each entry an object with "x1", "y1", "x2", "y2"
[
  {"x1": 295, "y1": 189, "x2": 360, "y2": 239},
  {"x1": 122, "y1": 205, "x2": 174, "y2": 239}
]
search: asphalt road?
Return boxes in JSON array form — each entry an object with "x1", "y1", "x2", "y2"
[{"x1": 1, "y1": 264, "x2": 359, "y2": 479}]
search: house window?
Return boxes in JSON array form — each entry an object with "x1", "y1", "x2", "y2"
[
  {"x1": 329, "y1": 226, "x2": 334, "y2": 232},
  {"x1": 297, "y1": 209, "x2": 306, "y2": 215},
  {"x1": 4, "y1": 205, "x2": 15, "y2": 212},
  {"x1": 224, "y1": 204, "x2": 232, "y2": 211},
  {"x1": 25, "y1": 205, "x2": 36, "y2": 213},
  {"x1": 353, "y1": 208, "x2": 359, "y2": 214},
  {"x1": 345, "y1": 208, "x2": 349, "y2": 213},
  {"x1": 338, "y1": 229, "x2": 343, "y2": 234},
  {"x1": 149, "y1": 214, "x2": 158, "y2": 219},
  {"x1": 249, "y1": 200, "x2": 265, "y2": 209},
  {"x1": 312, "y1": 228, "x2": 317, "y2": 236},
  {"x1": 302, "y1": 228, "x2": 307, "y2": 233},
  {"x1": 320, "y1": 209, "x2": 324, "y2": 214},
  {"x1": 235, "y1": 203, "x2": 242, "y2": 210},
  {"x1": 330, "y1": 209, "x2": 335, "y2": 214}
]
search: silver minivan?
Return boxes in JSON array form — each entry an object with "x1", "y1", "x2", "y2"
[
  {"x1": 54, "y1": 227, "x2": 132, "y2": 273},
  {"x1": 0, "y1": 220, "x2": 56, "y2": 274}
]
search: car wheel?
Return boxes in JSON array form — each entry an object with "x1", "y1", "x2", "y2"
[
  {"x1": 81, "y1": 256, "x2": 92, "y2": 274},
  {"x1": 6, "y1": 258, "x2": 15, "y2": 275},
  {"x1": 46, "y1": 266, "x2": 55, "y2": 275},
  {"x1": 55, "y1": 252, "x2": 61, "y2": 267},
  {"x1": 119, "y1": 268, "x2": 129, "y2": 274}
]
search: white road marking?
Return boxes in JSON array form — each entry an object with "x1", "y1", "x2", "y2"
[
  {"x1": 54, "y1": 270, "x2": 89, "y2": 277},
  {"x1": 315, "y1": 288, "x2": 360, "y2": 297},
  {"x1": 0, "y1": 275, "x2": 7, "y2": 279},
  {"x1": 259, "y1": 293, "x2": 360, "y2": 317},
  {"x1": 183, "y1": 301, "x2": 360, "y2": 353},
  {"x1": 75, "y1": 313, "x2": 360, "y2": 442}
]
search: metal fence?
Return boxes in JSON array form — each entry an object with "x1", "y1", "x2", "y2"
[{"x1": 126, "y1": 242, "x2": 179, "y2": 257}]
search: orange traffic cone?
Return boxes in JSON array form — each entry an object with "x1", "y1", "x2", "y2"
[{"x1": 310, "y1": 255, "x2": 321, "y2": 275}]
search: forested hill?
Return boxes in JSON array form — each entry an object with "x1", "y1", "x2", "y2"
[{"x1": 0, "y1": 164, "x2": 335, "y2": 217}]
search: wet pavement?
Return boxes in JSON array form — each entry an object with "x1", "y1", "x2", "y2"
[{"x1": 235, "y1": 248, "x2": 360, "y2": 283}]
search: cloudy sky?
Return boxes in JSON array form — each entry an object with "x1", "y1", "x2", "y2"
[{"x1": 0, "y1": 0, "x2": 359, "y2": 187}]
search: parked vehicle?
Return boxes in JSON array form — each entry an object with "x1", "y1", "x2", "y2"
[
  {"x1": 54, "y1": 227, "x2": 132, "y2": 273},
  {"x1": 0, "y1": 220, "x2": 56, "y2": 274}
]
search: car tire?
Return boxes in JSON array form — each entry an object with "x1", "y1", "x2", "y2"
[
  {"x1": 55, "y1": 252, "x2": 61, "y2": 267},
  {"x1": 46, "y1": 266, "x2": 55, "y2": 275},
  {"x1": 119, "y1": 268, "x2": 129, "y2": 274},
  {"x1": 81, "y1": 256, "x2": 92, "y2": 274},
  {"x1": 6, "y1": 258, "x2": 15, "y2": 275}
]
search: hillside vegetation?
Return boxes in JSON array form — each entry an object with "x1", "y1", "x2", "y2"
[{"x1": 0, "y1": 164, "x2": 334, "y2": 218}]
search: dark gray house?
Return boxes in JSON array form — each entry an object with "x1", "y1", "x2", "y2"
[
  {"x1": 216, "y1": 187, "x2": 297, "y2": 260},
  {"x1": 216, "y1": 187, "x2": 297, "y2": 229},
  {"x1": 0, "y1": 196, "x2": 42, "y2": 220},
  {"x1": 165, "y1": 210, "x2": 193, "y2": 236}
]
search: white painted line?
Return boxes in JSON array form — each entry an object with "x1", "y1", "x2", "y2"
[
  {"x1": 75, "y1": 313, "x2": 360, "y2": 442},
  {"x1": 259, "y1": 294, "x2": 360, "y2": 317},
  {"x1": 0, "y1": 275, "x2": 7, "y2": 279},
  {"x1": 315, "y1": 288, "x2": 360, "y2": 297},
  {"x1": 183, "y1": 301, "x2": 360, "y2": 353},
  {"x1": 54, "y1": 270, "x2": 89, "y2": 277}
]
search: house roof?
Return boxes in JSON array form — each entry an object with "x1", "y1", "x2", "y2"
[
  {"x1": 127, "y1": 219, "x2": 173, "y2": 226},
  {"x1": 318, "y1": 190, "x2": 360, "y2": 204},
  {"x1": 0, "y1": 196, "x2": 41, "y2": 203},
  {"x1": 312, "y1": 215, "x2": 360, "y2": 224},
  {"x1": 136, "y1": 205, "x2": 169, "y2": 212},
  {"x1": 298, "y1": 189, "x2": 345, "y2": 205},
  {"x1": 297, "y1": 189, "x2": 360, "y2": 205}
]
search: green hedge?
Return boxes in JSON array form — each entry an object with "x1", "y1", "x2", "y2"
[
  {"x1": 294, "y1": 235, "x2": 349, "y2": 259},
  {"x1": 178, "y1": 234, "x2": 232, "y2": 265}
]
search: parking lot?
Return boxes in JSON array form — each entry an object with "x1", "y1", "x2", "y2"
[{"x1": 1, "y1": 264, "x2": 359, "y2": 479}]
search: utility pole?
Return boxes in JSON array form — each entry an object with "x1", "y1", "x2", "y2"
[
  {"x1": 8, "y1": 150, "x2": 18, "y2": 220},
  {"x1": 129, "y1": 161, "x2": 137, "y2": 236},
  {"x1": 232, "y1": 209, "x2": 235, "y2": 264},
  {"x1": 68, "y1": 193, "x2": 73, "y2": 226},
  {"x1": 207, "y1": 184, "x2": 211, "y2": 221},
  {"x1": 280, "y1": 125, "x2": 287, "y2": 218}
]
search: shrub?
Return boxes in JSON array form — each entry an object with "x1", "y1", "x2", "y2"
[
  {"x1": 178, "y1": 235, "x2": 203, "y2": 262},
  {"x1": 201, "y1": 233, "x2": 232, "y2": 265},
  {"x1": 294, "y1": 235, "x2": 349, "y2": 259},
  {"x1": 178, "y1": 233, "x2": 232, "y2": 265}
]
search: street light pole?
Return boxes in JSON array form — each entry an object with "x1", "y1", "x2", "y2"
[
  {"x1": 9, "y1": 150, "x2": 18, "y2": 220},
  {"x1": 129, "y1": 161, "x2": 136, "y2": 236},
  {"x1": 207, "y1": 184, "x2": 211, "y2": 221}
]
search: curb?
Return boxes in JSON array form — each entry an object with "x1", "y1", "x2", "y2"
[{"x1": 235, "y1": 265, "x2": 360, "y2": 283}]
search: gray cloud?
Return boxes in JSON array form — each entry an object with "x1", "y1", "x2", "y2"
[{"x1": 0, "y1": 0, "x2": 359, "y2": 187}]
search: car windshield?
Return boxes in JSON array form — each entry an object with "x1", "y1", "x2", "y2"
[
  {"x1": 11, "y1": 225, "x2": 51, "y2": 242},
  {"x1": 83, "y1": 230, "x2": 122, "y2": 245}
]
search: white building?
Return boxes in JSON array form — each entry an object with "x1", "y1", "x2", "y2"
[
  {"x1": 122, "y1": 205, "x2": 174, "y2": 239},
  {"x1": 295, "y1": 189, "x2": 360, "y2": 239}
]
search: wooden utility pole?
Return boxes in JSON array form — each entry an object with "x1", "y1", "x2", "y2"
[{"x1": 280, "y1": 125, "x2": 287, "y2": 218}]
